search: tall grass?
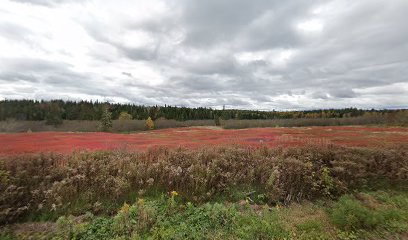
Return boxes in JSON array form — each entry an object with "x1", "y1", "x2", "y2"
[
  {"x1": 1, "y1": 144, "x2": 407, "y2": 224},
  {"x1": 0, "y1": 119, "x2": 215, "y2": 133},
  {"x1": 221, "y1": 114, "x2": 407, "y2": 129}
]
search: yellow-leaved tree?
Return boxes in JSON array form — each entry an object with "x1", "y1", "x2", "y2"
[
  {"x1": 146, "y1": 117, "x2": 154, "y2": 130},
  {"x1": 118, "y1": 111, "x2": 133, "y2": 120}
]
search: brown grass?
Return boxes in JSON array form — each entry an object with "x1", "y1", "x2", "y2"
[
  {"x1": 0, "y1": 119, "x2": 215, "y2": 133},
  {"x1": 1, "y1": 144, "x2": 407, "y2": 224}
]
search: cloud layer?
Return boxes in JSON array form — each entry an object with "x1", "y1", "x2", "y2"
[{"x1": 1, "y1": 0, "x2": 407, "y2": 109}]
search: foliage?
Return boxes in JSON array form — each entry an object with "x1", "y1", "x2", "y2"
[
  {"x1": 2, "y1": 99, "x2": 407, "y2": 123},
  {"x1": 1, "y1": 144, "x2": 407, "y2": 225},
  {"x1": 45, "y1": 102, "x2": 63, "y2": 126},
  {"x1": 329, "y1": 194, "x2": 407, "y2": 232},
  {"x1": 330, "y1": 195, "x2": 381, "y2": 230},
  {"x1": 2, "y1": 190, "x2": 407, "y2": 239},
  {"x1": 118, "y1": 111, "x2": 133, "y2": 120},
  {"x1": 145, "y1": 117, "x2": 154, "y2": 130},
  {"x1": 99, "y1": 106, "x2": 112, "y2": 132},
  {"x1": 214, "y1": 115, "x2": 221, "y2": 126}
]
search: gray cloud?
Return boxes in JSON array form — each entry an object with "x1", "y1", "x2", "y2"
[{"x1": 0, "y1": 0, "x2": 407, "y2": 109}]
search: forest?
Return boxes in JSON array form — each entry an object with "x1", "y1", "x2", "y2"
[{"x1": 0, "y1": 99, "x2": 403, "y2": 122}]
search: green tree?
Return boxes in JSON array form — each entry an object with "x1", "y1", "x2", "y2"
[
  {"x1": 100, "y1": 106, "x2": 112, "y2": 131},
  {"x1": 214, "y1": 115, "x2": 221, "y2": 126},
  {"x1": 45, "y1": 102, "x2": 63, "y2": 126}
]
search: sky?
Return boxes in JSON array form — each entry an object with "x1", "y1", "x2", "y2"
[{"x1": 0, "y1": 0, "x2": 407, "y2": 110}]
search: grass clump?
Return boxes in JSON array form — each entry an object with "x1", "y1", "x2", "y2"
[
  {"x1": 328, "y1": 192, "x2": 408, "y2": 238},
  {"x1": 329, "y1": 195, "x2": 381, "y2": 231}
]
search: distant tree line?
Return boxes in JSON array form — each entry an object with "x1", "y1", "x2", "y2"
[{"x1": 0, "y1": 99, "x2": 406, "y2": 123}]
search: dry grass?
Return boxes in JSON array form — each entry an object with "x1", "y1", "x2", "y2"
[
  {"x1": 0, "y1": 119, "x2": 215, "y2": 133},
  {"x1": 221, "y1": 117, "x2": 385, "y2": 129},
  {"x1": 1, "y1": 144, "x2": 407, "y2": 224}
]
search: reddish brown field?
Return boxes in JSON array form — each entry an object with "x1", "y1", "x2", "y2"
[{"x1": 1, "y1": 126, "x2": 408, "y2": 155}]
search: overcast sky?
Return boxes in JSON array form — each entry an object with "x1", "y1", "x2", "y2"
[{"x1": 0, "y1": 0, "x2": 407, "y2": 110}]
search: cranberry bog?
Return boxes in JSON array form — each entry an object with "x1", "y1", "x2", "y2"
[{"x1": 1, "y1": 126, "x2": 408, "y2": 155}]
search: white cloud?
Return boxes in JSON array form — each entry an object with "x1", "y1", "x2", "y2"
[{"x1": 297, "y1": 19, "x2": 323, "y2": 32}]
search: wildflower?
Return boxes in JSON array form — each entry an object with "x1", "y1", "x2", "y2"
[
  {"x1": 170, "y1": 191, "x2": 178, "y2": 197},
  {"x1": 137, "y1": 198, "x2": 145, "y2": 206},
  {"x1": 120, "y1": 202, "x2": 130, "y2": 214},
  {"x1": 51, "y1": 203, "x2": 57, "y2": 212}
]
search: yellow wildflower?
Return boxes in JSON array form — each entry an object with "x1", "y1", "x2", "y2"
[
  {"x1": 171, "y1": 191, "x2": 179, "y2": 197},
  {"x1": 120, "y1": 202, "x2": 130, "y2": 214},
  {"x1": 137, "y1": 198, "x2": 145, "y2": 206}
]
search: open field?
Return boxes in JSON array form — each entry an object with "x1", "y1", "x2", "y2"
[
  {"x1": 1, "y1": 126, "x2": 408, "y2": 155},
  {"x1": 1, "y1": 143, "x2": 408, "y2": 239},
  {"x1": 1, "y1": 126, "x2": 408, "y2": 239}
]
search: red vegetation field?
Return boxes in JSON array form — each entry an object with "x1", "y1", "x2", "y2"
[{"x1": 1, "y1": 126, "x2": 408, "y2": 155}]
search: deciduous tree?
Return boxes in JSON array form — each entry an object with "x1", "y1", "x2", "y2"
[{"x1": 146, "y1": 116, "x2": 154, "y2": 130}]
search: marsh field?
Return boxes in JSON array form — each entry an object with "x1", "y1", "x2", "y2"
[
  {"x1": 1, "y1": 125, "x2": 408, "y2": 239},
  {"x1": 2, "y1": 0, "x2": 408, "y2": 238}
]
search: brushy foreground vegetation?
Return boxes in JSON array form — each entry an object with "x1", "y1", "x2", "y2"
[
  {"x1": 1, "y1": 144, "x2": 407, "y2": 239},
  {"x1": 1, "y1": 190, "x2": 407, "y2": 239}
]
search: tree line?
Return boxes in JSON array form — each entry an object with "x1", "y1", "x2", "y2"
[{"x1": 0, "y1": 99, "x2": 405, "y2": 123}]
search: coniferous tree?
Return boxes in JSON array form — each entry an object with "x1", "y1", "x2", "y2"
[
  {"x1": 45, "y1": 102, "x2": 63, "y2": 126},
  {"x1": 99, "y1": 106, "x2": 112, "y2": 131}
]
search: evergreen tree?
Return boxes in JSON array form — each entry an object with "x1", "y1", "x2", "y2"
[
  {"x1": 99, "y1": 106, "x2": 112, "y2": 131},
  {"x1": 214, "y1": 115, "x2": 221, "y2": 126},
  {"x1": 45, "y1": 102, "x2": 63, "y2": 126}
]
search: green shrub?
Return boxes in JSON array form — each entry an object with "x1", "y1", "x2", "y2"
[{"x1": 78, "y1": 217, "x2": 115, "y2": 240}]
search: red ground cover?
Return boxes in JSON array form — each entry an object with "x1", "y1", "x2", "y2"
[{"x1": 1, "y1": 126, "x2": 408, "y2": 155}]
